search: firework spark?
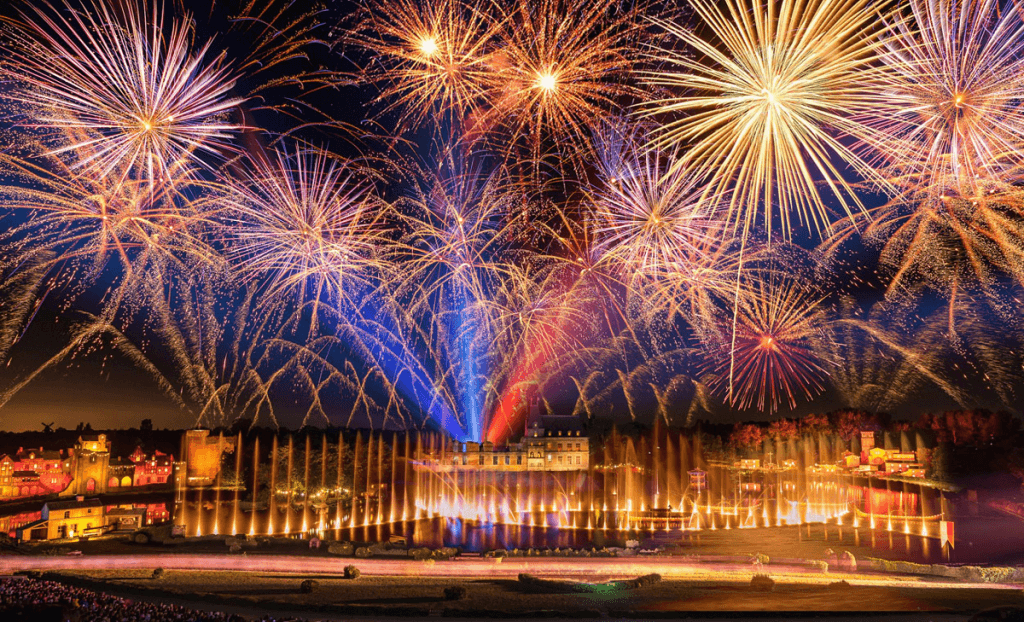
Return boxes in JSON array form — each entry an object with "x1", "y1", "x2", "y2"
[
  {"x1": 643, "y1": 0, "x2": 886, "y2": 239},
  {"x1": 348, "y1": 0, "x2": 501, "y2": 131},
  {"x1": 216, "y1": 144, "x2": 384, "y2": 305},
  {"x1": 486, "y1": 0, "x2": 649, "y2": 158},
  {"x1": 704, "y1": 275, "x2": 831, "y2": 412},
  {"x1": 589, "y1": 129, "x2": 722, "y2": 282},
  {"x1": 848, "y1": 0, "x2": 1024, "y2": 301},
  {"x1": 858, "y1": 0, "x2": 1024, "y2": 201},
  {"x1": 1, "y1": 0, "x2": 244, "y2": 184}
]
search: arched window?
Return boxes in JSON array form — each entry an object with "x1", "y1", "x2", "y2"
[
  {"x1": 121, "y1": 476, "x2": 132, "y2": 487},
  {"x1": 86, "y1": 478, "x2": 96, "y2": 494},
  {"x1": 108, "y1": 477, "x2": 119, "y2": 488}
]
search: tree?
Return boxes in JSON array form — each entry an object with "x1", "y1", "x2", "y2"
[
  {"x1": 767, "y1": 419, "x2": 798, "y2": 442},
  {"x1": 833, "y1": 410, "x2": 869, "y2": 442},
  {"x1": 729, "y1": 423, "x2": 765, "y2": 450},
  {"x1": 801, "y1": 414, "x2": 829, "y2": 436}
]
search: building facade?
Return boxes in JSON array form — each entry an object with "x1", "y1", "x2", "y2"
[
  {"x1": 64, "y1": 435, "x2": 112, "y2": 496},
  {"x1": 437, "y1": 412, "x2": 590, "y2": 472}
]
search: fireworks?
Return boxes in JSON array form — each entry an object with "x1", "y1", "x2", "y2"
[
  {"x1": 1, "y1": 0, "x2": 243, "y2": 184},
  {"x1": 348, "y1": 0, "x2": 501, "y2": 131},
  {"x1": 858, "y1": 0, "x2": 1024, "y2": 201},
  {"x1": 704, "y1": 276, "x2": 831, "y2": 412},
  {"x1": 0, "y1": 145, "x2": 214, "y2": 281},
  {"x1": 0, "y1": 0, "x2": 1022, "y2": 433},
  {"x1": 589, "y1": 129, "x2": 721, "y2": 282},
  {"x1": 217, "y1": 144, "x2": 384, "y2": 305},
  {"x1": 643, "y1": 0, "x2": 885, "y2": 239},
  {"x1": 486, "y1": 0, "x2": 648, "y2": 158},
  {"x1": 850, "y1": 0, "x2": 1024, "y2": 300}
]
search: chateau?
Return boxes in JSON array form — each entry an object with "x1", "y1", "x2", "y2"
[{"x1": 437, "y1": 405, "x2": 590, "y2": 472}]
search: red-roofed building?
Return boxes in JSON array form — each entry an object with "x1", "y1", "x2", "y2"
[{"x1": 130, "y1": 447, "x2": 174, "y2": 487}]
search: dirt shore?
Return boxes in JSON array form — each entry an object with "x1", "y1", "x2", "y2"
[{"x1": 37, "y1": 564, "x2": 1024, "y2": 617}]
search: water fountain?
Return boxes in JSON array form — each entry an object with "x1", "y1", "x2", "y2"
[{"x1": 174, "y1": 424, "x2": 947, "y2": 562}]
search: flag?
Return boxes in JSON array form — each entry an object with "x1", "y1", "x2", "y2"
[{"x1": 939, "y1": 521, "x2": 954, "y2": 549}]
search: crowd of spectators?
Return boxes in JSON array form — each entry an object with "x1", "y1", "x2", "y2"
[{"x1": 0, "y1": 577, "x2": 308, "y2": 622}]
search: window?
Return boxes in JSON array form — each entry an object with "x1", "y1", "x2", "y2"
[
  {"x1": 504, "y1": 456, "x2": 510, "y2": 465},
  {"x1": 575, "y1": 443, "x2": 581, "y2": 451},
  {"x1": 576, "y1": 456, "x2": 581, "y2": 465},
  {"x1": 64, "y1": 511, "x2": 70, "y2": 519},
  {"x1": 558, "y1": 455, "x2": 563, "y2": 464},
  {"x1": 547, "y1": 455, "x2": 552, "y2": 462},
  {"x1": 492, "y1": 456, "x2": 498, "y2": 466},
  {"x1": 516, "y1": 456, "x2": 522, "y2": 465}
]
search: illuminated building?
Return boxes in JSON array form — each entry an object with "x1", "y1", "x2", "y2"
[
  {"x1": 184, "y1": 430, "x2": 234, "y2": 485},
  {"x1": 438, "y1": 412, "x2": 590, "y2": 472},
  {"x1": 19, "y1": 496, "x2": 106, "y2": 541},
  {"x1": 65, "y1": 435, "x2": 111, "y2": 496},
  {"x1": 0, "y1": 447, "x2": 71, "y2": 499},
  {"x1": 130, "y1": 447, "x2": 174, "y2": 486}
]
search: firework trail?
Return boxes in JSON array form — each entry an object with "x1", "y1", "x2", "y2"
[
  {"x1": 1, "y1": 0, "x2": 244, "y2": 185},
  {"x1": 702, "y1": 273, "x2": 832, "y2": 412},
  {"x1": 822, "y1": 296, "x2": 960, "y2": 412},
  {"x1": 215, "y1": 143, "x2": 385, "y2": 308},
  {"x1": 644, "y1": 0, "x2": 887, "y2": 240}
]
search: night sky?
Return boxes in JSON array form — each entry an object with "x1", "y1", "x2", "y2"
[{"x1": 0, "y1": 0, "x2": 1019, "y2": 434}]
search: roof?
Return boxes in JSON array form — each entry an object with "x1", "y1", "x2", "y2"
[
  {"x1": 106, "y1": 507, "x2": 145, "y2": 516},
  {"x1": 45, "y1": 498, "x2": 102, "y2": 511},
  {"x1": 16, "y1": 519, "x2": 47, "y2": 532},
  {"x1": 537, "y1": 415, "x2": 585, "y2": 433}
]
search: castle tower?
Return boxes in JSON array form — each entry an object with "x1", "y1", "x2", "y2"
[{"x1": 64, "y1": 434, "x2": 111, "y2": 496}]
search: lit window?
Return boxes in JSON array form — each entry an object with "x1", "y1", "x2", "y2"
[{"x1": 547, "y1": 455, "x2": 552, "y2": 462}]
